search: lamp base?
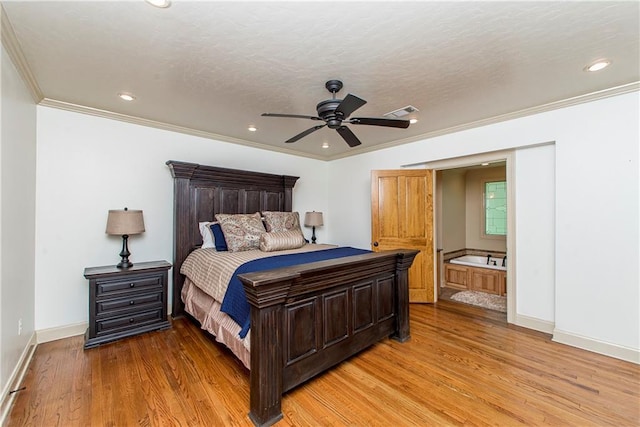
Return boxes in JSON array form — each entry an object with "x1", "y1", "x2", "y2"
[
  {"x1": 117, "y1": 234, "x2": 133, "y2": 269},
  {"x1": 311, "y1": 226, "x2": 317, "y2": 244},
  {"x1": 117, "y1": 260, "x2": 134, "y2": 269}
]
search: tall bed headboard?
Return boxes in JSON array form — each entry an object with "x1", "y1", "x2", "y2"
[{"x1": 166, "y1": 160, "x2": 299, "y2": 316}]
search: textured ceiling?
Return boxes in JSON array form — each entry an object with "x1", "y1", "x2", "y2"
[{"x1": 2, "y1": 1, "x2": 639, "y2": 160}]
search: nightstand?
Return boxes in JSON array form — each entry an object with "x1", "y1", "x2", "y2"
[{"x1": 84, "y1": 260, "x2": 171, "y2": 349}]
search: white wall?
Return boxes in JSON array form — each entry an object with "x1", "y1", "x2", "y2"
[
  {"x1": 0, "y1": 45, "x2": 37, "y2": 398},
  {"x1": 35, "y1": 107, "x2": 328, "y2": 330},
  {"x1": 514, "y1": 144, "x2": 555, "y2": 323},
  {"x1": 328, "y1": 91, "x2": 639, "y2": 361},
  {"x1": 552, "y1": 96, "x2": 639, "y2": 357},
  {"x1": 31, "y1": 91, "x2": 640, "y2": 363}
]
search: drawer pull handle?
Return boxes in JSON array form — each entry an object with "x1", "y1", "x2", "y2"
[
  {"x1": 129, "y1": 318, "x2": 135, "y2": 323},
  {"x1": 129, "y1": 283, "x2": 135, "y2": 288},
  {"x1": 129, "y1": 300, "x2": 135, "y2": 305}
]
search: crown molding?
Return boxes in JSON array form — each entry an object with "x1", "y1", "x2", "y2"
[
  {"x1": 1, "y1": 5, "x2": 44, "y2": 103},
  {"x1": 326, "y1": 81, "x2": 640, "y2": 161},
  {"x1": 38, "y1": 98, "x2": 326, "y2": 161},
  {"x1": 40, "y1": 81, "x2": 639, "y2": 163},
  {"x1": 5, "y1": 2, "x2": 635, "y2": 164}
]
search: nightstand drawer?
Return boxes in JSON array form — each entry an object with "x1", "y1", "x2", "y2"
[
  {"x1": 96, "y1": 292, "x2": 163, "y2": 316},
  {"x1": 96, "y1": 275, "x2": 162, "y2": 297},
  {"x1": 96, "y1": 308, "x2": 164, "y2": 335}
]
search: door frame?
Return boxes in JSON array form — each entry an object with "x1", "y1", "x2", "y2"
[{"x1": 409, "y1": 150, "x2": 516, "y2": 324}]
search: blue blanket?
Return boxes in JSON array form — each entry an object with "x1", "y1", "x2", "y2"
[{"x1": 221, "y1": 247, "x2": 370, "y2": 338}]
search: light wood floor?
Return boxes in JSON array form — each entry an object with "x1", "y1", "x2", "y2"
[{"x1": 6, "y1": 301, "x2": 639, "y2": 426}]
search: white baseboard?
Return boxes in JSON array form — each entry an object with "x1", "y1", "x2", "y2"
[
  {"x1": 36, "y1": 321, "x2": 87, "y2": 344},
  {"x1": 514, "y1": 314, "x2": 555, "y2": 334},
  {"x1": 0, "y1": 333, "x2": 37, "y2": 425},
  {"x1": 553, "y1": 328, "x2": 640, "y2": 364},
  {"x1": 1, "y1": 323, "x2": 88, "y2": 423}
]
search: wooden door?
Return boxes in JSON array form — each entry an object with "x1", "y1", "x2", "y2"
[{"x1": 371, "y1": 169, "x2": 435, "y2": 303}]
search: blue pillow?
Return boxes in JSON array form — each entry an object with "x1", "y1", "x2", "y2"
[{"x1": 210, "y1": 223, "x2": 228, "y2": 251}]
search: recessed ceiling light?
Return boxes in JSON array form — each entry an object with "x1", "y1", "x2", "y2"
[
  {"x1": 481, "y1": 162, "x2": 490, "y2": 166},
  {"x1": 585, "y1": 59, "x2": 611, "y2": 72},
  {"x1": 145, "y1": 0, "x2": 171, "y2": 8},
  {"x1": 118, "y1": 92, "x2": 135, "y2": 101},
  {"x1": 409, "y1": 118, "x2": 418, "y2": 124},
  {"x1": 248, "y1": 126, "x2": 257, "y2": 132},
  {"x1": 322, "y1": 142, "x2": 329, "y2": 149}
]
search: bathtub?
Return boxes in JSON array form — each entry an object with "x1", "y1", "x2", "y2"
[{"x1": 449, "y1": 255, "x2": 506, "y2": 271}]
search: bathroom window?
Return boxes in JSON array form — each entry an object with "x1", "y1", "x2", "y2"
[{"x1": 484, "y1": 181, "x2": 507, "y2": 235}]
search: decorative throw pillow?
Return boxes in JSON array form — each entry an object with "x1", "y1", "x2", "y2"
[
  {"x1": 198, "y1": 221, "x2": 217, "y2": 250},
  {"x1": 215, "y1": 212, "x2": 266, "y2": 252},
  {"x1": 260, "y1": 230, "x2": 306, "y2": 252},
  {"x1": 261, "y1": 211, "x2": 302, "y2": 233}
]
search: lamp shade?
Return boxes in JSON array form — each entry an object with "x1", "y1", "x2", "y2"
[
  {"x1": 106, "y1": 209, "x2": 145, "y2": 235},
  {"x1": 304, "y1": 211, "x2": 324, "y2": 227}
]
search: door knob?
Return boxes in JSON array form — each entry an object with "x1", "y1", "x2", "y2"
[{"x1": 373, "y1": 242, "x2": 379, "y2": 247}]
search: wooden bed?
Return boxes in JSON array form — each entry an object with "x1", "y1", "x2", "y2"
[{"x1": 167, "y1": 160, "x2": 418, "y2": 427}]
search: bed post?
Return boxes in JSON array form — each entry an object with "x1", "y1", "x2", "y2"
[
  {"x1": 282, "y1": 176, "x2": 297, "y2": 211},
  {"x1": 242, "y1": 272, "x2": 299, "y2": 427},
  {"x1": 392, "y1": 250, "x2": 416, "y2": 342},
  {"x1": 166, "y1": 161, "x2": 198, "y2": 316}
]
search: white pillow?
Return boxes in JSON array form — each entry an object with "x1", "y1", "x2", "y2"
[{"x1": 198, "y1": 221, "x2": 217, "y2": 249}]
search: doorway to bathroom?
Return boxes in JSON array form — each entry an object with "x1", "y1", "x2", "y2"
[{"x1": 423, "y1": 150, "x2": 515, "y2": 322}]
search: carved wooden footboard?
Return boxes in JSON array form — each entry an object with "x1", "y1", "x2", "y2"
[{"x1": 239, "y1": 249, "x2": 417, "y2": 427}]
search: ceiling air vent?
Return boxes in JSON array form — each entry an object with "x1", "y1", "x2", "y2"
[{"x1": 384, "y1": 105, "x2": 419, "y2": 118}]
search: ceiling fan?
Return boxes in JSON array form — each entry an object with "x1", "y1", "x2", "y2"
[{"x1": 261, "y1": 80, "x2": 411, "y2": 147}]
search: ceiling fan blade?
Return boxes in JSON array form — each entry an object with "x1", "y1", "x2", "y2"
[
  {"x1": 349, "y1": 117, "x2": 410, "y2": 128},
  {"x1": 336, "y1": 126, "x2": 362, "y2": 147},
  {"x1": 285, "y1": 124, "x2": 326, "y2": 143},
  {"x1": 262, "y1": 113, "x2": 323, "y2": 121},
  {"x1": 335, "y1": 94, "x2": 367, "y2": 118}
]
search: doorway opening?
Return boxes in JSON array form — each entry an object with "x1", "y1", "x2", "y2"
[{"x1": 417, "y1": 150, "x2": 515, "y2": 323}]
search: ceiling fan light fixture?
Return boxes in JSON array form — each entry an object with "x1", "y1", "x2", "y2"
[
  {"x1": 409, "y1": 118, "x2": 418, "y2": 124},
  {"x1": 585, "y1": 59, "x2": 611, "y2": 72}
]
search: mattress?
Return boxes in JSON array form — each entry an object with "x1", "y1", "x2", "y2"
[{"x1": 180, "y1": 243, "x2": 337, "y2": 368}]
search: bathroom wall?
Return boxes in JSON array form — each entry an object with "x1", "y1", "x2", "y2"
[
  {"x1": 440, "y1": 169, "x2": 466, "y2": 253},
  {"x1": 439, "y1": 165, "x2": 506, "y2": 255},
  {"x1": 465, "y1": 165, "x2": 507, "y2": 252}
]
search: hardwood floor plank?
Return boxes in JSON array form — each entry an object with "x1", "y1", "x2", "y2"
[{"x1": 6, "y1": 301, "x2": 639, "y2": 426}]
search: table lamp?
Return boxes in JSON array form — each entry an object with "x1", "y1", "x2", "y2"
[
  {"x1": 106, "y1": 207, "x2": 145, "y2": 268},
  {"x1": 304, "y1": 211, "x2": 323, "y2": 244}
]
